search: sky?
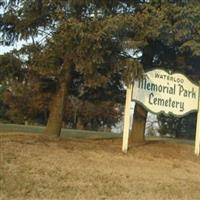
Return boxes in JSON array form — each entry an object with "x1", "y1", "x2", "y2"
[
  {"x1": 0, "y1": 43, "x2": 23, "y2": 54},
  {"x1": 0, "y1": 6, "x2": 26, "y2": 55}
]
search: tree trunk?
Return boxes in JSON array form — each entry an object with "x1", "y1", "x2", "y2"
[
  {"x1": 44, "y1": 66, "x2": 72, "y2": 137},
  {"x1": 129, "y1": 103, "x2": 147, "y2": 144}
]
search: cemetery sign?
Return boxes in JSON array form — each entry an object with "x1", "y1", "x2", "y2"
[
  {"x1": 132, "y1": 69, "x2": 199, "y2": 116},
  {"x1": 122, "y1": 69, "x2": 200, "y2": 156}
]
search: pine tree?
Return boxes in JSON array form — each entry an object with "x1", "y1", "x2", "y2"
[
  {"x1": 129, "y1": 1, "x2": 200, "y2": 141},
  {"x1": 0, "y1": 1, "x2": 143, "y2": 136}
]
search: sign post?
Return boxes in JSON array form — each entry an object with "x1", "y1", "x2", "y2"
[
  {"x1": 122, "y1": 85, "x2": 132, "y2": 153},
  {"x1": 122, "y1": 69, "x2": 200, "y2": 155},
  {"x1": 195, "y1": 85, "x2": 200, "y2": 156}
]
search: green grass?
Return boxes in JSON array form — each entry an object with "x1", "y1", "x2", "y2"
[
  {"x1": 0, "y1": 123, "x2": 194, "y2": 144},
  {"x1": 0, "y1": 123, "x2": 122, "y2": 139},
  {"x1": 147, "y1": 135, "x2": 194, "y2": 145}
]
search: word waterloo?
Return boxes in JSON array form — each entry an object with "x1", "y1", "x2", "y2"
[{"x1": 138, "y1": 76, "x2": 197, "y2": 112}]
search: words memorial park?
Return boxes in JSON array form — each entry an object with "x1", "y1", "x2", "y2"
[{"x1": 122, "y1": 69, "x2": 200, "y2": 156}]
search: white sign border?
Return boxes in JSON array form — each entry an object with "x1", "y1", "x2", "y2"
[{"x1": 195, "y1": 85, "x2": 200, "y2": 156}]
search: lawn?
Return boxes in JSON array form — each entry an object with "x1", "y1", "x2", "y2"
[
  {"x1": 0, "y1": 123, "x2": 121, "y2": 139},
  {"x1": 1, "y1": 129, "x2": 200, "y2": 200}
]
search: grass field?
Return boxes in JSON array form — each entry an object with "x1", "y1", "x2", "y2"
[
  {"x1": 1, "y1": 124, "x2": 200, "y2": 200},
  {"x1": 0, "y1": 123, "x2": 195, "y2": 144},
  {"x1": 0, "y1": 123, "x2": 121, "y2": 139}
]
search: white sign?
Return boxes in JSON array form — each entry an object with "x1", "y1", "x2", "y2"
[
  {"x1": 122, "y1": 69, "x2": 200, "y2": 156},
  {"x1": 132, "y1": 69, "x2": 199, "y2": 116}
]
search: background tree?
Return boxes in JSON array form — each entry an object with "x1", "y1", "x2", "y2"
[
  {"x1": 158, "y1": 113, "x2": 197, "y2": 139},
  {"x1": 0, "y1": 52, "x2": 27, "y2": 123},
  {"x1": 127, "y1": 1, "x2": 200, "y2": 141},
  {"x1": 64, "y1": 97, "x2": 121, "y2": 130},
  {"x1": 0, "y1": 85, "x2": 8, "y2": 122}
]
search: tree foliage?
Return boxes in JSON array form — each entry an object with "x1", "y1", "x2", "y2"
[{"x1": 158, "y1": 113, "x2": 197, "y2": 139}]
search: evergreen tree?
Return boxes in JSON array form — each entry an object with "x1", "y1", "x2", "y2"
[
  {"x1": 0, "y1": 1, "x2": 143, "y2": 136},
  {"x1": 127, "y1": 1, "x2": 200, "y2": 141}
]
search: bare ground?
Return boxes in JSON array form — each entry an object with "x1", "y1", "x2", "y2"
[{"x1": 0, "y1": 134, "x2": 200, "y2": 200}]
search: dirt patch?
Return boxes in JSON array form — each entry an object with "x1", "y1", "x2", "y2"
[{"x1": 1, "y1": 134, "x2": 200, "y2": 200}]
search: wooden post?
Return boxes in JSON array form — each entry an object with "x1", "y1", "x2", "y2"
[
  {"x1": 195, "y1": 84, "x2": 200, "y2": 156},
  {"x1": 122, "y1": 85, "x2": 132, "y2": 153},
  {"x1": 129, "y1": 103, "x2": 147, "y2": 145}
]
